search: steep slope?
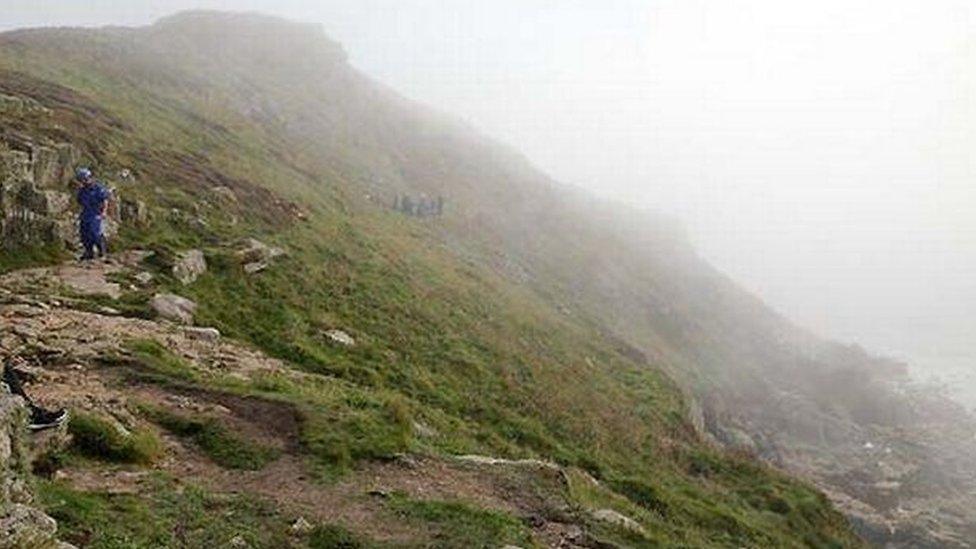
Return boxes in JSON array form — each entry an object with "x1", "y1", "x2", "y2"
[{"x1": 0, "y1": 11, "x2": 882, "y2": 547}]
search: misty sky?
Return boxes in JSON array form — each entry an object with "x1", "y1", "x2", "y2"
[{"x1": 3, "y1": 1, "x2": 975, "y2": 391}]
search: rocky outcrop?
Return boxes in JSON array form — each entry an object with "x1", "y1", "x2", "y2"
[
  {"x1": 235, "y1": 238, "x2": 284, "y2": 275},
  {"x1": 0, "y1": 135, "x2": 79, "y2": 250},
  {"x1": 172, "y1": 249, "x2": 207, "y2": 285},
  {"x1": 0, "y1": 387, "x2": 74, "y2": 549}
]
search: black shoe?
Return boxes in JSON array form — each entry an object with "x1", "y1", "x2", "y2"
[{"x1": 29, "y1": 406, "x2": 68, "y2": 431}]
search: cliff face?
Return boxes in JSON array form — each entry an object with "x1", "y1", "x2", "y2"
[{"x1": 0, "y1": 96, "x2": 80, "y2": 250}]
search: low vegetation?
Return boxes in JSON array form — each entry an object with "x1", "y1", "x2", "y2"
[
  {"x1": 38, "y1": 477, "x2": 304, "y2": 548},
  {"x1": 68, "y1": 412, "x2": 163, "y2": 465},
  {"x1": 142, "y1": 406, "x2": 278, "y2": 470},
  {"x1": 307, "y1": 525, "x2": 371, "y2": 549},
  {"x1": 387, "y1": 494, "x2": 535, "y2": 547}
]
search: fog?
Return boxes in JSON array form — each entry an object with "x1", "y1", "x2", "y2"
[{"x1": 5, "y1": 1, "x2": 975, "y2": 403}]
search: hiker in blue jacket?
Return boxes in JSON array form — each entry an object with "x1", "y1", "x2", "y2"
[{"x1": 75, "y1": 167, "x2": 111, "y2": 260}]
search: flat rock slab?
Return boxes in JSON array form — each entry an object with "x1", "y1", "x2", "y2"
[{"x1": 54, "y1": 265, "x2": 121, "y2": 299}]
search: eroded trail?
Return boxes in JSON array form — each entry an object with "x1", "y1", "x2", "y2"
[{"x1": 0, "y1": 256, "x2": 598, "y2": 547}]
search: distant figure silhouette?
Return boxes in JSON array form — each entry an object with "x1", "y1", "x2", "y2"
[{"x1": 393, "y1": 193, "x2": 444, "y2": 217}]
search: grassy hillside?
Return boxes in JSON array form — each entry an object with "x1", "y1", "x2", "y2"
[{"x1": 0, "y1": 11, "x2": 863, "y2": 547}]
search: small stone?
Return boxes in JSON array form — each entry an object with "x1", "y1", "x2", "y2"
[
  {"x1": 183, "y1": 326, "x2": 221, "y2": 342},
  {"x1": 243, "y1": 261, "x2": 267, "y2": 275},
  {"x1": 324, "y1": 329, "x2": 355, "y2": 347},
  {"x1": 228, "y1": 534, "x2": 249, "y2": 548},
  {"x1": 134, "y1": 272, "x2": 154, "y2": 285},
  {"x1": 290, "y1": 516, "x2": 313, "y2": 534},
  {"x1": 236, "y1": 238, "x2": 285, "y2": 264},
  {"x1": 97, "y1": 306, "x2": 121, "y2": 316},
  {"x1": 591, "y1": 508, "x2": 645, "y2": 534}
]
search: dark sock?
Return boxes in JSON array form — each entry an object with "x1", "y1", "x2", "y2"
[{"x1": 2, "y1": 362, "x2": 32, "y2": 405}]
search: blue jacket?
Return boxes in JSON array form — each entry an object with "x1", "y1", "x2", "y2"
[
  {"x1": 77, "y1": 182, "x2": 110, "y2": 221},
  {"x1": 77, "y1": 183, "x2": 110, "y2": 242}
]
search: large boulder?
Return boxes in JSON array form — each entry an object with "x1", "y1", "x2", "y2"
[
  {"x1": 151, "y1": 293, "x2": 198, "y2": 324},
  {"x1": 172, "y1": 250, "x2": 207, "y2": 285}
]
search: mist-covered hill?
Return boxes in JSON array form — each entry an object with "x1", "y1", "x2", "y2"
[{"x1": 0, "y1": 11, "x2": 971, "y2": 548}]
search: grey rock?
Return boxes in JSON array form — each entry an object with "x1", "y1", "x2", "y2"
[
  {"x1": 172, "y1": 249, "x2": 206, "y2": 285},
  {"x1": 591, "y1": 508, "x2": 645, "y2": 535},
  {"x1": 236, "y1": 238, "x2": 285, "y2": 264},
  {"x1": 151, "y1": 293, "x2": 197, "y2": 324},
  {"x1": 119, "y1": 198, "x2": 148, "y2": 226},
  {"x1": 183, "y1": 326, "x2": 221, "y2": 342},
  {"x1": 324, "y1": 329, "x2": 355, "y2": 347},
  {"x1": 243, "y1": 261, "x2": 267, "y2": 275},
  {"x1": 134, "y1": 272, "x2": 154, "y2": 285}
]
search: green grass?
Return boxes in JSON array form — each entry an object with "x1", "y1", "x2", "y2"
[
  {"x1": 388, "y1": 494, "x2": 535, "y2": 548},
  {"x1": 142, "y1": 406, "x2": 278, "y2": 470},
  {"x1": 0, "y1": 241, "x2": 66, "y2": 274},
  {"x1": 119, "y1": 339, "x2": 201, "y2": 384},
  {"x1": 308, "y1": 525, "x2": 371, "y2": 549},
  {"x1": 68, "y1": 412, "x2": 163, "y2": 465},
  {"x1": 37, "y1": 477, "x2": 297, "y2": 548}
]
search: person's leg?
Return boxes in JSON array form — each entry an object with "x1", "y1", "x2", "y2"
[
  {"x1": 80, "y1": 219, "x2": 98, "y2": 260},
  {"x1": 97, "y1": 234, "x2": 109, "y2": 258},
  {"x1": 81, "y1": 240, "x2": 95, "y2": 260}
]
